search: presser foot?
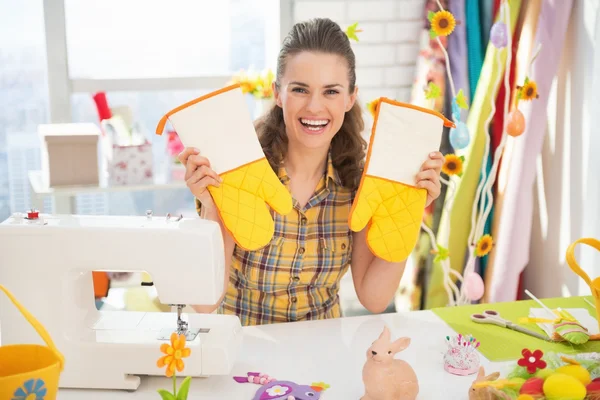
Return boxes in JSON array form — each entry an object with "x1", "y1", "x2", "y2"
[{"x1": 157, "y1": 327, "x2": 204, "y2": 341}]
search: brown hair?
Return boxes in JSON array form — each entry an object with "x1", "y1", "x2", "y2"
[{"x1": 255, "y1": 18, "x2": 367, "y2": 191}]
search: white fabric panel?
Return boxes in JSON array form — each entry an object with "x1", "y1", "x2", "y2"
[
  {"x1": 366, "y1": 100, "x2": 444, "y2": 185},
  {"x1": 166, "y1": 86, "x2": 265, "y2": 174}
]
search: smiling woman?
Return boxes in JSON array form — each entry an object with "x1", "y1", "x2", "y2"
[{"x1": 180, "y1": 17, "x2": 444, "y2": 326}]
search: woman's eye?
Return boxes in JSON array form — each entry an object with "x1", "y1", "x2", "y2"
[
  {"x1": 292, "y1": 87, "x2": 307, "y2": 93},
  {"x1": 325, "y1": 89, "x2": 339, "y2": 95}
]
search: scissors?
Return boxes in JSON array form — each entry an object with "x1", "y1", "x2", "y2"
[{"x1": 471, "y1": 310, "x2": 552, "y2": 341}]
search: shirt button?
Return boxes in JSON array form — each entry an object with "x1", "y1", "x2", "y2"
[
  {"x1": 300, "y1": 217, "x2": 307, "y2": 225},
  {"x1": 341, "y1": 243, "x2": 346, "y2": 250},
  {"x1": 298, "y1": 247, "x2": 305, "y2": 255},
  {"x1": 291, "y1": 297, "x2": 297, "y2": 303},
  {"x1": 292, "y1": 276, "x2": 300, "y2": 282}
]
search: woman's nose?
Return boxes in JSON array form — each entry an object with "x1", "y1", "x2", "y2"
[{"x1": 306, "y1": 94, "x2": 324, "y2": 112}]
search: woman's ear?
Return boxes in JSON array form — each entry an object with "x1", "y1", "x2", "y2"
[
  {"x1": 273, "y1": 82, "x2": 282, "y2": 107},
  {"x1": 346, "y1": 85, "x2": 358, "y2": 112}
]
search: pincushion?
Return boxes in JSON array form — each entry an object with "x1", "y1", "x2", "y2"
[{"x1": 444, "y1": 334, "x2": 480, "y2": 376}]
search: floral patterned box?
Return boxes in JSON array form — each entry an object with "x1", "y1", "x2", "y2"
[{"x1": 105, "y1": 140, "x2": 154, "y2": 186}]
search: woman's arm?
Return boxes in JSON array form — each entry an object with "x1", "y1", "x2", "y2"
[
  {"x1": 350, "y1": 228, "x2": 407, "y2": 313},
  {"x1": 191, "y1": 201, "x2": 236, "y2": 313}
]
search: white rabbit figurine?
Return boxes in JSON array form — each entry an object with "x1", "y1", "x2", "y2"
[{"x1": 361, "y1": 326, "x2": 419, "y2": 400}]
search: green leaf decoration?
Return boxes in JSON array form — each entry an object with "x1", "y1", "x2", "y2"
[
  {"x1": 345, "y1": 22, "x2": 361, "y2": 42},
  {"x1": 433, "y1": 244, "x2": 449, "y2": 263},
  {"x1": 524, "y1": 76, "x2": 530, "y2": 84},
  {"x1": 176, "y1": 376, "x2": 192, "y2": 400},
  {"x1": 455, "y1": 89, "x2": 468, "y2": 109},
  {"x1": 459, "y1": 155, "x2": 465, "y2": 162},
  {"x1": 428, "y1": 11, "x2": 435, "y2": 21},
  {"x1": 424, "y1": 82, "x2": 441, "y2": 99},
  {"x1": 429, "y1": 29, "x2": 438, "y2": 39},
  {"x1": 158, "y1": 389, "x2": 177, "y2": 400}
]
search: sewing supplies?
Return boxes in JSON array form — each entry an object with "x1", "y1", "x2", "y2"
[
  {"x1": 444, "y1": 333, "x2": 481, "y2": 376},
  {"x1": 471, "y1": 310, "x2": 552, "y2": 341},
  {"x1": 520, "y1": 290, "x2": 590, "y2": 344}
]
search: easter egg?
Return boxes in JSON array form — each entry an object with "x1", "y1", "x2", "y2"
[
  {"x1": 534, "y1": 368, "x2": 555, "y2": 380},
  {"x1": 449, "y1": 121, "x2": 470, "y2": 150},
  {"x1": 556, "y1": 365, "x2": 591, "y2": 385},
  {"x1": 464, "y1": 271, "x2": 484, "y2": 301},
  {"x1": 520, "y1": 377, "x2": 544, "y2": 396},
  {"x1": 490, "y1": 21, "x2": 508, "y2": 48},
  {"x1": 543, "y1": 373, "x2": 586, "y2": 400},
  {"x1": 506, "y1": 109, "x2": 526, "y2": 137},
  {"x1": 586, "y1": 380, "x2": 600, "y2": 400}
]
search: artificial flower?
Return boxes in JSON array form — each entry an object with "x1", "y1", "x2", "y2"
[
  {"x1": 442, "y1": 154, "x2": 464, "y2": 176},
  {"x1": 475, "y1": 234, "x2": 494, "y2": 257},
  {"x1": 366, "y1": 98, "x2": 382, "y2": 117},
  {"x1": 310, "y1": 382, "x2": 330, "y2": 391},
  {"x1": 431, "y1": 244, "x2": 450, "y2": 263},
  {"x1": 229, "y1": 69, "x2": 274, "y2": 99},
  {"x1": 517, "y1": 349, "x2": 547, "y2": 374},
  {"x1": 266, "y1": 385, "x2": 290, "y2": 396},
  {"x1": 429, "y1": 10, "x2": 456, "y2": 38},
  {"x1": 345, "y1": 22, "x2": 362, "y2": 42},
  {"x1": 12, "y1": 378, "x2": 47, "y2": 400},
  {"x1": 157, "y1": 332, "x2": 191, "y2": 377},
  {"x1": 424, "y1": 82, "x2": 441, "y2": 100},
  {"x1": 517, "y1": 77, "x2": 539, "y2": 101}
]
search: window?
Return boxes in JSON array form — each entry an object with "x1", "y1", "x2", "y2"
[{"x1": 0, "y1": 0, "x2": 289, "y2": 220}]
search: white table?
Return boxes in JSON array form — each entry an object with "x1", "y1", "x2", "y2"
[
  {"x1": 28, "y1": 170, "x2": 186, "y2": 214},
  {"x1": 57, "y1": 310, "x2": 513, "y2": 399}
]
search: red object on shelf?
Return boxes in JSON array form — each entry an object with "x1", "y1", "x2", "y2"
[
  {"x1": 27, "y1": 209, "x2": 39, "y2": 219},
  {"x1": 92, "y1": 92, "x2": 112, "y2": 122}
]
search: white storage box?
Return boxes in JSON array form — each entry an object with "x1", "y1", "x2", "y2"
[{"x1": 38, "y1": 123, "x2": 100, "y2": 187}]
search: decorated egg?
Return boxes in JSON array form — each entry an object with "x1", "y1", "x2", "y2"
[
  {"x1": 449, "y1": 121, "x2": 470, "y2": 150},
  {"x1": 534, "y1": 368, "x2": 555, "y2": 380},
  {"x1": 490, "y1": 21, "x2": 508, "y2": 48},
  {"x1": 519, "y1": 377, "x2": 544, "y2": 397},
  {"x1": 556, "y1": 365, "x2": 591, "y2": 385},
  {"x1": 464, "y1": 271, "x2": 484, "y2": 301},
  {"x1": 506, "y1": 109, "x2": 526, "y2": 137},
  {"x1": 586, "y1": 380, "x2": 600, "y2": 400},
  {"x1": 543, "y1": 373, "x2": 586, "y2": 400}
]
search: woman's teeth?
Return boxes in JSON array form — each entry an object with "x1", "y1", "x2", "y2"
[{"x1": 300, "y1": 119, "x2": 329, "y2": 131}]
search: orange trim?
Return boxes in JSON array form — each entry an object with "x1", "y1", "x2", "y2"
[
  {"x1": 348, "y1": 97, "x2": 447, "y2": 235},
  {"x1": 379, "y1": 97, "x2": 456, "y2": 128},
  {"x1": 155, "y1": 83, "x2": 242, "y2": 135},
  {"x1": 93, "y1": 271, "x2": 109, "y2": 298}
]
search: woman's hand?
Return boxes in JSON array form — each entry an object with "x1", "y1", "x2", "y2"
[
  {"x1": 177, "y1": 147, "x2": 222, "y2": 211},
  {"x1": 416, "y1": 151, "x2": 444, "y2": 207}
]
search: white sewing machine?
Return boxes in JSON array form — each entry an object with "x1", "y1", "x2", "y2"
[{"x1": 0, "y1": 211, "x2": 243, "y2": 390}]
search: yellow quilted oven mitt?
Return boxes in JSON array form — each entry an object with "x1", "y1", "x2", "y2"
[
  {"x1": 156, "y1": 84, "x2": 293, "y2": 250},
  {"x1": 349, "y1": 98, "x2": 453, "y2": 262}
]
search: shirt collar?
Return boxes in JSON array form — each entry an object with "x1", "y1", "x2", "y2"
[{"x1": 277, "y1": 152, "x2": 342, "y2": 188}]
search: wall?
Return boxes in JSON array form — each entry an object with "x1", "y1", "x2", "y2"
[
  {"x1": 292, "y1": 0, "x2": 426, "y2": 111},
  {"x1": 525, "y1": 0, "x2": 600, "y2": 298}
]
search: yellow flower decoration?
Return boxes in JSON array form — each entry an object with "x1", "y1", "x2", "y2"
[
  {"x1": 366, "y1": 97, "x2": 382, "y2": 117},
  {"x1": 157, "y1": 332, "x2": 191, "y2": 377},
  {"x1": 429, "y1": 10, "x2": 456, "y2": 38},
  {"x1": 442, "y1": 154, "x2": 464, "y2": 176},
  {"x1": 475, "y1": 234, "x2": 494, "y2": 257},
  {"x1": 229, "y1": 69, "x2": 274, "y2": 99},
  {"x1": 517, "y1": 77, "x2": 539, "y2": 101}
]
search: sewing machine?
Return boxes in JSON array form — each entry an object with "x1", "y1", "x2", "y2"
[{"x1": 0, "y1": 211, "x2": 243, "y2": 390}]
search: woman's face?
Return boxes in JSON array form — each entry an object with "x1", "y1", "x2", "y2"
[{"x1": 274, "y1": 51, "x2": 357, "y2": 152}]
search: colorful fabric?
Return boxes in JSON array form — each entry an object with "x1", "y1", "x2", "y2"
[
  {"x1": 197, "y1": 153, "x2": 355, "y2": 326},
  {"x1": 448, "y1": 0, "x2": 470, "y2": 117},
  {"x1": 426, "y1": 0, "x2": 523, "y2": 309},
  {"x1": 487, "y1": 0, "x2": 574, "y2": 302}
]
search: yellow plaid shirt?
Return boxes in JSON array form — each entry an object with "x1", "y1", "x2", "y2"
[{"x1": 197, "y1": 154, "x2": 355, "y2": 326}]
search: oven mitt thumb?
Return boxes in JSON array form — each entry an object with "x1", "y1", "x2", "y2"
[
  {"x1": 156, "y1": 84, "x2": 293, "y2": 250},
  {"x1": 349, "y1": 98, "x2": 452, "y2": 262}
]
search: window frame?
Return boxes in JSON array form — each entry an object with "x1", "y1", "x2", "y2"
[{"x1": 42, "y1": 0, "x2": 294, "y2": 123}]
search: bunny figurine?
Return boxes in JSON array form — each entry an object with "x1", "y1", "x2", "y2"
[
  {"x1": 468, "y1": 366, "x2": 511, "y2": 400},
  {"x1": 361, "y1": 326, "x2": 419, "y2": 400}
]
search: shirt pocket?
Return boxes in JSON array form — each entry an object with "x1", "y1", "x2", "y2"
[
  {"x1": 303, "y1": 235, "x2": 352, "y2": 288},
  {"x1": 237, "y1": 235, "x2": 291, "y2": 293}
]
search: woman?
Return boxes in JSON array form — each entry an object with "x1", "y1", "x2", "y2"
[{"x1": 178, "y1": 18, "x2": 444, "y2": 326}]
